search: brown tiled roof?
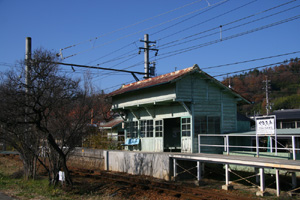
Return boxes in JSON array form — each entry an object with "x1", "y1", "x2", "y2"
[
  {"x1": 108, "y1": 65, "x2": 198, "y2": 97},
  {"x1": 108, "y1": 64, "x2": 251, "y2": 104}
]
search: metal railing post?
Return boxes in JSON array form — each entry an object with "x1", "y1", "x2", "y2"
[
  {"x1": 292, "y1": 136, "x2": 296, "y2": 160},
  {"x1": 198, "y1": 134, "x2": 201, "y2": 153},
  {"x1": 270, "y1": 136, "x2": 273, "y2": 153},
  {"x1": 224, "y1": 136, "x2": 226, "y2": 152},
  {"x1": 226, "y1": 135, "x2": 229, "y2": 155},
  {"x1": 256, "y1": 135, "x2": 259, "y2": 157}
]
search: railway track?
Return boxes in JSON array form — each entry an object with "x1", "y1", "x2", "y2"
[{"x1": 71, "y1": 168, "x2": 255, "y2": 200}]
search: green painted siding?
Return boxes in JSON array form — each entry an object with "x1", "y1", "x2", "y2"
[
  {"x1": 176, "y1": 74, "x2": 239, "y2": 153},
  {"x1": 222, "y1": 93, "x2": 237, "y2": 133},
  {"x1": 114, "y1": 71, "x2": 243, "y2": 153},
  {"x1": 112, "y1": 84, "x2": 176, "y2": 109}
]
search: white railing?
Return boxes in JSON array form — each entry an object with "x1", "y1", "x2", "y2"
[{"x1": 198, "y1": 134, "x2": 300, "y2": 160}]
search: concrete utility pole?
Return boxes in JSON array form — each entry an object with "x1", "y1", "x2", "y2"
[
  {"x1": 263, "y1": 76, "x2": 271, "y2": 115},
  {"x1": 25, "y1": 37, "x2": 31, "y2": 143},
  {"x1": 25, "y1": 37, "x2": 32, "y2": 93},
  {"x1": 139, "y1": 34, "x2": 158, "y2": 79}
]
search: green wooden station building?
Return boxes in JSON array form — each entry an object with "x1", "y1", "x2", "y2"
[{"x1": 108, "y1": 65, "x2": 250, "y2": 153}]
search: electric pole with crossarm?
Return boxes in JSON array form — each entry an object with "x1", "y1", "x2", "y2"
[{"x1": 139, "y1": 34, "x2": 158, "y2": 79}]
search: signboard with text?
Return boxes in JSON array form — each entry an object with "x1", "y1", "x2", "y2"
[{"x1": 255, "y1": 116, "x2": 276, "y2": 135}]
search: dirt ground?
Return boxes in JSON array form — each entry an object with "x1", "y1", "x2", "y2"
[{"x1": 0, "y1": 154, "x2": 298, "y2": 200}]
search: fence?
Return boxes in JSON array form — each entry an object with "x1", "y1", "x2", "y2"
[{"x1": 198, "y1": 134, "x2": 300, "y2": 160}]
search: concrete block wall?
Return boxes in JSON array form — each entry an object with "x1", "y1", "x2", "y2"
[
  {"x1": 69, "y1": 148, "x2": 105, "y2": 171},
  {"x1": 70, "y1": 148, "x2": 171, "y2": 181}
]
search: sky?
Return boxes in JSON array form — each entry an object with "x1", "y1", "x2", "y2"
[{"x1": 1, "y1": 0, "x2": 300, "y2": 93}]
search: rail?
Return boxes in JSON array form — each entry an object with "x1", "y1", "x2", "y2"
[{"x1": 198, "y1": 134, "x2": 300, "y2": 160}]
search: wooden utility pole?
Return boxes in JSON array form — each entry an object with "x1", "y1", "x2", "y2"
[{"x1": 139, "y1": 34, "x2": 158, "y2": 79}]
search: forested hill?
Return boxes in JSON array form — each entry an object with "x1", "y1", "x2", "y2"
[{"x1": 221, "y1": 58, "x2": 300, "y2": 116}]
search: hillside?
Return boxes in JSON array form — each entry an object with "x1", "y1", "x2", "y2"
[{"x1": 221, "y1": 58, "x2": 300, "y2": 116}]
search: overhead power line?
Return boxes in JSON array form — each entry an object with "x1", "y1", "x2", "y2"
[
  {"x1": 159, "y1": 0, "x2": 299, "y2": 50},
  {"x1": 156, "y1": 14, "x2": 300, "y2": 60},
  {"x1": 86, "y1": 42, "x2": 136, "y2": 65},
  {"x1": 156, "y1": 0, "x2": 257, "y2": 42},
  {"x1": 60, "y1": 0, "x2": 225, "y2": 59},
  {"x1": 95, "y1": 54, "x2": 140, "y2": 79},
  {"x1": 59, "y1": 0, "x2": 204, "y2": 58},
  {"x1": 202, "y1": 51, "x2": 300, "y2": 70},
  {"x1": 213, "y1": 61, "x2": 286, "y2": 78},
  {"x1": 151, "y1": 0, "x2": 229, "y2": 36}
]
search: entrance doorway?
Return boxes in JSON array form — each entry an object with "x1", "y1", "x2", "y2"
[{"x1": 164, "y1": 118, "x2": 181, "y2": 152}]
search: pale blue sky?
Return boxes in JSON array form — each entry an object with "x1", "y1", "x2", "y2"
[{"x1": 1, "y1": 0, "x2": 299, "y2": 92}]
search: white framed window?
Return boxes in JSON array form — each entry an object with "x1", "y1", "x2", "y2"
[
  {"x1": 126, "y1": 121, "x2": 138, "y2": 138},
  {"x1": 155, "y1": 120, "x2": 163, "y2": 137},
  {"x1": 140, "y1": 120, "x2": 153, "y2": 137},
  {"x1": 181, "y1": 117, "x2": 191, "y2": 137}
]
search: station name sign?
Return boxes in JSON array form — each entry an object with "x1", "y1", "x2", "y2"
[{"x1": 255, "y1": 116, "x2": 276, "y2": 135}]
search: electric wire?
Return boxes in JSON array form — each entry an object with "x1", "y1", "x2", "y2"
[
  {"x1": 95, "y1": 52, "x2": 137, "y2": 66},
  {"x1": 156, "y1": 0, "x2": 257, "y2": 42},
  {"x1": 156, "y1": 14, "x2": 300, "y2": 60},
  {"x1": 59, "y1": 0, "x2": 203, "y2": 52},
  {"x1": 57, "y1": 1, "x2": 299, "y2": 89},
  {"x1": 102, "y1": 80, "x2": 134, "y2": 92},
  {"x1": 95, "y1": 54, "x2": 140, "y2": 79},
  {"x1": 222, "y1": 0, "x2": 296, "y2": 27},
  {"x1": 160, "y1": 4, "x2": 300, "y2": 51},
  {"x1": 213, "y1": 61, "x2": 286, "y2": 78},
  {"x1": 202, "y1": 51, "x2": 300, "y2": 70},
  {"x1": 86, "y1": 42, "x2": 137, "y2": 65},
  {"x1": 88, "y1": 0, "x2": 254, "y2": 66},
  {"x1": 158, "y1": 0, "x2": 299, "y2": 50},
  {"x1": 151, "y1": 0, "x2": 229, "y2": 36},
  {"x1": 61, "y1": 0, "x2": 224, "y2": 59}
]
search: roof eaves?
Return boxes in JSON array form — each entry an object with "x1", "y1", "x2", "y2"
[
  {"x1": 108, "y1": 65, "x2": 198, "y2": 97},
  {"x1": 199, "y1": 70, "x2": 251, "y2": 104}
]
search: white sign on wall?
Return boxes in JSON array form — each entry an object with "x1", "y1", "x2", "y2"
[{"x1": 255, "y1": 117, "x2": 276, "y2": 135}]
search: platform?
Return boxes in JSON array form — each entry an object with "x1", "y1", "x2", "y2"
[
  {"x1": 170, "y1": 153, "x2": 300, "y2": 171},
  {"x1": 170, "y1": 153, "x2": 300, "y2": 197}
]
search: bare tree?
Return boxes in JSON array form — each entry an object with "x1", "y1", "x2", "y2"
[
  {"x1": 0, "y1": 67, "x2": 41, "y2": 180},
  {"x1": 0, "y1": 48, "x2": 95, "y2": 186}
]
